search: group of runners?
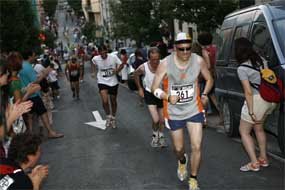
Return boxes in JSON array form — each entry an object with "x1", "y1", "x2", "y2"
[{"x1": 64, "y1": 32, "x2": 213, "y2": 190}]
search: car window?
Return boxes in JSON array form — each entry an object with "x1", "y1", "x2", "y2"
[
  {"x1": 230, "y1": 24, "x2": 250, "y2": 61},
  {"x1": 217, "y1": 28, "x2": 232, "y2": 64},
  {"x1": 274, "y1": 18, "x2": 285, "y2": 60},
  {"x1": 251, "y1": 23, "x2": 278, "y2": 67}
]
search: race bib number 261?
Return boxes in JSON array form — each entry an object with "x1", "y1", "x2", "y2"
[{"x1": 171, "y1": 84, "x2": 194, "y2": 104}]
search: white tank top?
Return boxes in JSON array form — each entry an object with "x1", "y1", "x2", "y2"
[
  {"x1": 164, "y1": 53, "x2": 204, "y2": 120},
  {"x1": 143, "y1": 62, "x2": 155, "y2": 92}
]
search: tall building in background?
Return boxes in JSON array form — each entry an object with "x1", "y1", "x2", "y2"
[
  {"x1": 82, "y1": 0, "x2": 102, "y2": 38},
  {"x1": 82, "y1": 0, "x2": 114, "y2": 47},
  {"x1": 100, "y1": 0, "x2": 112, "y2": 41},
  {"x1": 30, "y1": 0, "x2": 45, "y2": 29}
]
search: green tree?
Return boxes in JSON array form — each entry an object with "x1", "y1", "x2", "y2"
[
  {"x1": 81, "y1": 22, "x2": 98, "y2": 42},
  {"x1": 67, "y1": 0, "x2": 82, "y2": 15},
  {"x1": 110, "y1": 0, "x2": 161, "y2": 47},
  {"x1": 175, "y1": 0, "x2": 238, "y2": 31},
  {"x1": 110, "y1": 0, "x2": 238, "y2": 43},
  {"x1": 42, "y1": 0, "x2": 58, "y2": 17},
  {"x1": 41, "y1": 30, "x2": 56, "y2": 49},
  {"x1": 0, "y1": 0, "x2": 41, "y2": 52}
]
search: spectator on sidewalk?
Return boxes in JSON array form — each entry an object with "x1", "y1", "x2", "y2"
[
  {"x1": 0, "y1": 58, "x2": 33, "y2": 157},
  {"x1": 19, "y1": 50, "x2": 63, "y2": 139},
  {"x1": 32, "y1": 58, "x2": 54, "y2": 127},
  {"x1": 197, "y1": 32, "x2": 223, "y2": 126}
]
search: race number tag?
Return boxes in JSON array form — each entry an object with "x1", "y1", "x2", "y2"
[
  {"x1": 0, "y1": 175, "x2": 14, "y2": 190},
  {"x1": 70, "y1": 70, "x2": 79, "y2": 77},
  {"x1": 171, "y1": 84, "x2": 194, "y2": 104},
  {"x1": 101, "y1": 68, "x2": 114, "y2": 77}
]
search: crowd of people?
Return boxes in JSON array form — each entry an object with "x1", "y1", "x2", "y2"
[
  {"x1": 0, "y1": 47, "x2": 64, "y2": 190},
  {"x1": 0, "y1": 16, "x2": 279, "y2": 189}
]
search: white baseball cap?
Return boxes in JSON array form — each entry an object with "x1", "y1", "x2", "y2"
[{"x1": 175, "y1": 32, "x2": 192, "y2": 44}]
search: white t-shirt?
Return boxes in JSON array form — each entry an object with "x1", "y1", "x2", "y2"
[
  {"x1": 48, "y1": 70, "x2": 58, "y2": 82},
  {"x1": 34, "y1": 64, "x2": 45, "y2": 76},
  {"x1": 92, "y1": 54, "x2": 122, "y2": 86}
]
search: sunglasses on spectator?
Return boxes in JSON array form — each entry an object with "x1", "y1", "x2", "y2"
[{"x1": 177, "y1": 47, "x2": 191, "y2": 52}]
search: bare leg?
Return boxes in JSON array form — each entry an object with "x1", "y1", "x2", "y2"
[
  {"x1": 239, "y1": 119, "x2": 258, "y2": 163},
  {"x1": 110, "y1": 94, "x2": 117, "y2": 117},
  {"x1": 170, "y1": 128, "x2": 185, "y2": 161},
  {"x1": 40, "y1": 112, "x2": 63, "y2": 138},
  {"x1": 148, "y1": 105, "x2": 160, "y2": 131},
  {"x1": 100, "y1": 90, "x2": 110, "y2": 116},
  {"x1": 158, "y1": 108, "x2": 164, "y2": 132},
  {"x1": 253, "y1": 122, "x2": 267, "y2": 160},
  {"x1": 75, "y1": 81, "x2": 80, "y2": 97},
  {"x1": 187, "y1": 122, "x2": 203, "y2": 176}
]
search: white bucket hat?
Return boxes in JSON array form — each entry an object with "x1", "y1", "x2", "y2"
[{"x1": 175, "y1": 32, "x2": 192, "y2": 44}]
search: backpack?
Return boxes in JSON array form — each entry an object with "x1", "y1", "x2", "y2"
[{"x1": 239, "y1": 64, "x2": 284, "y2": 103}]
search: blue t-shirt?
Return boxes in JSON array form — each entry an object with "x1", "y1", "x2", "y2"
[{"x1": 19, "y1": 61, "x2": 40, "y2": 97}]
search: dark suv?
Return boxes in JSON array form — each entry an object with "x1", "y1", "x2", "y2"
[{"x1": 215, "y1": 1, "x2": 285, "y2": 155}]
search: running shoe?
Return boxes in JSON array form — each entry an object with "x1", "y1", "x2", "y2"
[
  {"x1": 159, "y1": 135, "x2": 168, "y2": 148},
  {"x1": 111, "y1": 117, "x2": 116, "y2": 129},
  {"x1": 240, "y1": 162, "x2": 260, "y2": 172},
  {"x1": 177, "y1": 153, "x2": 188, "y2": 181},
  {"x1": 105, "y1": 116, "x2": 112, "y2": 128},
  {"x1": 188, "y1": 178, "x2": 200, "y2": 190},
  {"x1": 150, "y1": 132, "x2": 160, "y2": 147}
]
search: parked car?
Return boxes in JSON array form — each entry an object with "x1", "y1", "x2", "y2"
[{"x1": 215, "y1": 1, "x2": 285, "y2": 155}]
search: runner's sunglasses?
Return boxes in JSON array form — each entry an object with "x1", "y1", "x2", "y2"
[{"x1": 177, "y1": 47, "x2": 191, "y2": 52}]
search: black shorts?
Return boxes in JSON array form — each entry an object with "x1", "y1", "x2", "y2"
[
  {"x1": 144, "y1": 90, "x2": 163, "y2": 108},
  {"x1": 28, "y1": 96, "x2": 47, "y2": 116},
  {"x1": 70, "y1": 75, "x2": 80, "y2": 82},
  {"x1": 50, "y1": 81, "x2": 60, "y2": 90},
  {"x1": 98, "y1": 84, "x2": 119, "y2": 95}
]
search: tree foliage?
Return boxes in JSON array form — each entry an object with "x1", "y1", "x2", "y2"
[
  {"x1": 41, "y1": 30, "x2": 56, "y2": 49},
  {"x1": 42, "y1": 0, "x2": 58, "y2": 17},
  {"x1": 110, "y1": 0, "x2": 161, "y2": 46},
  {"x1": 110, "y1": 0, "x2": 238, "y2": 44},
  {"x1": 67, "y1": 0, "x2": 82, "y2": 15},
  {"x1": 0, "y1": 0, "x2": 41, "y2": 52},
  {"x1": 176, "y1": 0, "x2": 238, "y2": 31},
  {"x1": 81, "y1": 22, "x2": 99, "y2": 42}
]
